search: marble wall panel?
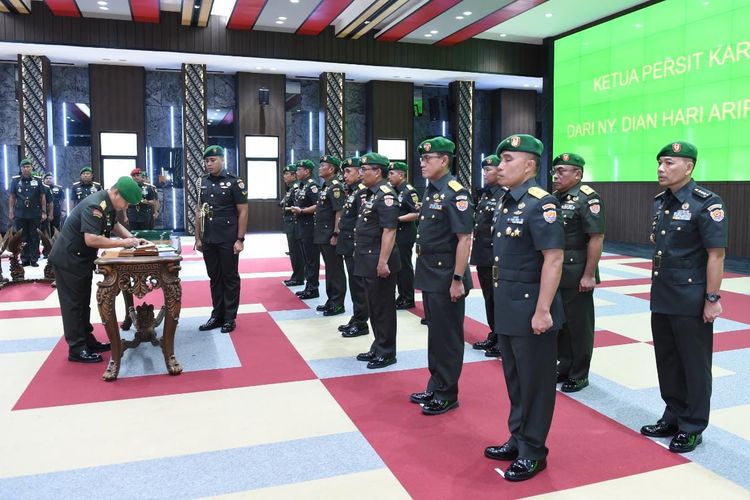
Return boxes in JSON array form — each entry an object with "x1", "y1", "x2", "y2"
[
  {"x1": 345, "y1": 82, "x2": 365, "y2": 157},
  {"x1": 146, "y1": 71, "x2": 181, "y2": 107},
  {"x1": 51, "y1": 66, "x2": 89, "y2": 104},
  {"x1": 208, "y1": 74, "x2": 235, "y2": 108},
  {"x1": 0, "y1": 64, "x2": 20, "y2": 146}
]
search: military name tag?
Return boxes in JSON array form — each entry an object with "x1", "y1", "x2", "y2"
[
  {"x1": 429, "y1": 203, "x2": 443, "y2": 210},
  {"x1": 673, "y1": 210, "x2": 691, "y2": 220},
  {"x1": 30, "y1": 180, "x2": 38, "y2": 186},
  {"x1": 561, "y1": 204, "x2": 576, "y2": 210},
  {"x1": 508, "y1": 216, "x2": 524, "y2": 225}
]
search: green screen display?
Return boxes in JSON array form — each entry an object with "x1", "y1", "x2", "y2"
[{"x1": 553, "y1": 0, "x2": 750, "y2": 181}]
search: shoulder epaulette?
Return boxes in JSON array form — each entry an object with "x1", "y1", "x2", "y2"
[
  {"x1": 99, "y1": 200, "x2": 107, "y2": 210},
  {"x1": 448, "y1": 180, "x2": 464, "y2": 192},
  {"x1": 358, "y1": 183, "x2": 366, "y2": 190},
  {"x1": 380, "y1": 185, "x2": 394, "y2": 194},
  {"x1": 73, "y1": 181, "x2": 81, "y2": 186},
  {"x1": 226, "y1": 172, "x2": 237, "y2": 178},
  {"x1": 406, "y1": 183, "x2": 415, "y2": 191},
  {"x1": 579, "y1": 185, "x2": 595, "y2": 195},
  {"x1": 693, "y1": 187, "x2": 711, "y2": 199},
  {"x1": 528, "y1": 186, "x2": 548, "y2": 199},
  {"x1": 307, "y1": 178, "x2": 315, "y2": 183},
  {"x1": 331, "y1": 179, "x2": 340, "y2": 185},
  {"x1": 11, "y1": 175, "x2": 20, "y2": 179},
  {"x1": 654, "y1": 191, "x2": 665, "y2": 199},
  {"x1": 93, "y1": 181, "x2": 102, "y2": 186}
]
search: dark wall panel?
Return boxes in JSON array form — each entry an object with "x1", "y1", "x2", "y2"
[
  {"x1": 590, "y1": 181, "x2": 749, "y2": 258},
  {"x1": 237, "y1": 72, "x2": 285, "y2": 232},
  {"x1": 89, "y1": 64, "x2": 145, "y2": 183},
  {"x1": 366, "y1": 80, "x2": 413, "y2": 171}
]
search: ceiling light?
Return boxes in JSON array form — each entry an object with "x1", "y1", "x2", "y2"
[
  {"x1": 100, "y1": 5, "x2": 109, "y2": 9},
  {"x1": 364, "y1": 21, "x2": 370, "y2": 24},
  {"x1": 463, "y1": 11, "x2": 472, "y2": 16},
  {"x1": 499, "y1": 33, "x2": 507, "y2": 38},
  {"x1": 275, "y1": 20, "x2": 284, "y2": 24},
  {"x1": 545, "y1": 12, "x2": 552, "y2": 18},
  {"x1": 194, "y1": 4, "x2": 200, "y2": 9},
  {"x1": 523, "y1": 84, "x2": 530, "y2": 87},
  {"x1": 290, "y1": 0, "x2": 299, "y2": 3},
  {"x1": 455, "y1": 16, "x2": 464, "y2": 20},
  {"x1": 97, "y1": 0, "x2": 107, "y2": 4},
  {"x1": 278, "y1": 16, "x2": 287, "y2": 20},
  {"x1": 430, "y1": 30, "x2": 438, "y2": 34},
  {"x1": 271, "y1": 67, "x2": 277, "y2": 71},
  {"x1": 255, "y1": 66, "x2": 262, "y2": 70},
  {"x1": 424, "y1": 34, "x2": 432, "y2": 37}
]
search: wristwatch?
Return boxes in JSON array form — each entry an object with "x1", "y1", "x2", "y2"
[
  {"x1": 332, "y1": 231, "x2": 339, "y2": 237},
  {"x1": 237, "y1": 237, "x2": 245, "y2": 242},
  {"x1": 705, "y1": 292, "x2": 721, "y2": 303},
  {"x1": 452, "y1": 274, "x2": 463, "y2": 282}
]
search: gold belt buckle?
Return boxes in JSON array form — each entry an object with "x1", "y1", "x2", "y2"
[{"x1": 492, "y1": 265, "x2": 499, "y2": 280}]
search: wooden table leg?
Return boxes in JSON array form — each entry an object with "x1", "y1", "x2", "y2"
[
  {"x1": 96, "y1": 271, "x2": 123, "y2": 382},
  {"x1": 161, "y1": 275, "x2": 183, "y2": 376}
]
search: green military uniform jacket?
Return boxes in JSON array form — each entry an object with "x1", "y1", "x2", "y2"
[
  {"x1": 72, "y1": 181, "x2": 102, "y2": 204},
  {"x1": 10, "y1": 175, "x2": 45, "y2": 219},
  {"x1": 199, "y1": 171, "x2": 247, "y2": 244},
  {"x1": 127, "y1": 183, "x2": 158, "y2": 224},
  {"x1": 313, "y1": 178, "x2": 345, "y2": 244},
  {"x1": 336, "y1": 182, "x2": 367, "y2": 257},
  {"x1": 555, "y1": 182, "x2": 606, "y2": 289},
  {"x1": 281, "y1": 181, "x2": 300, "y2": 235},
  {"x1": 294, "y1": 177, "x2": 319, "y2": 239},
  {"x1": 353, "y1": 180, "x2": 401, "y2": 278}
]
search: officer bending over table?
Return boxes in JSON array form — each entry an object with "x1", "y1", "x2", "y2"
[{"x1": 49, "y1": 176, "x2": 146, "y2": 363}]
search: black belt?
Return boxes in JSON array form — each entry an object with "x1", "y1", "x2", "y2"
[
  {"x1": 415, "y1": 244, "x2": 453, "y2": 256},
  {"x1": 492, "y1": 266, "x2": 541, "y2": 283},
  {"x1": 652, "y1": 255, "x2": 702, "y2": 269}
]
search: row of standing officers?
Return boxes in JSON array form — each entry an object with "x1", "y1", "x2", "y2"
[{"x1": 277, "y1": 134, "x2": 727, "y2": 482}]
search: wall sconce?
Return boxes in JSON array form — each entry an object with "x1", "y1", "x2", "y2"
[{"x1": 258, "y1": 87, "x2": 270, "y2": 106}]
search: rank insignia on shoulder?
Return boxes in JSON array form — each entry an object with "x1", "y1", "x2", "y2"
[
  {"x1": 406, "y1": 184, "x2": 414, "y2": 191},
  {"x1": 654, "y1": 191, "x2": 665, "y2": 199},
  {"x1": 579, "y1": 185, "x2": 595, "y2": 195},
  {"x1": 693, "y1": 187, "x2": 710, "y2": 199},
  {"x1": 528, "y1": 186, "x2": 548, "y2": 199},
  {"x1": 99, "y1": 201, "x2": 107, "y2": 209},
  {"x1": 380, "y1": 185, "x2": 393, "y2": 194},
  {"x1": 448, "y1": 180, "x2": 464, "y2": 192},
  {"x1": 358, "y1": 183, "x2": 366, "y2": 190}
]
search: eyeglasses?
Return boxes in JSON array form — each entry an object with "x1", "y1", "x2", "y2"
[
  {"x1": 420, "y1": 154, "x2": 445, "y2": 162},
  {"x1": 550, "y1": 167, "x2": 581, "y2": 176}
]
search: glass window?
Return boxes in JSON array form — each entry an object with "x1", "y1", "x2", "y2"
[{"x1": 100, "y1": 132, "x2": 138, "y2": 156}]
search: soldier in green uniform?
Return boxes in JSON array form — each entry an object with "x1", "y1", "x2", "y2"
[
  {"x1": 640, "y1": 141, "x2": 728, "y2": 454},
  {"x1": 72, "y1": 166, "x2": 102, "y2": 206},
  {"x1": 336, "y1": 157, "x2": 370, "y2": 338},
  {"x1": 124, "y1": 168, "x2": 159, "y2": 230},
  {"x1": 470, "y1": 155, "x2": 505, "y2": 357},
  {"x1": 8, "y1": 159, "x2": 47, "y2": 267},
  {"x1": 291, "y1": 160, "x2": 320, "y2": 300},
  {"x1": 49, "y1": 177, "x2": 145, "y2": 363},
  {"x1": 551, "y1": 153, "x2": 606, "y2": 393},
  {"x1": 313, "y1": 155, "x2": 347, "y2": 316},
  {"x1": 280, "y1": 164, "x2": 305, "y2": 287},
  {"x1": 42, "y1": 173, "x2": 65, "y2": 232},
  {"x1": 388, "y1": 161, "x2": 419, "y2": 310},
  {"x1": 483, "y1": 134, "x2": 564, "y2": 482},
  {"x1": 409, "y1": 137, "x2": 474, "y2": 416},
  {"x1": 194, "y1": 145, "x2": 249, "y2": 334},
  {"x1": 353, "y1": 152, "x2": 401, "y2": 368}
]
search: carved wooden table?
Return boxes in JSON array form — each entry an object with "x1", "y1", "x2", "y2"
[{"x1": 95, "y1": 253, "x2": 183, "y2": 381}]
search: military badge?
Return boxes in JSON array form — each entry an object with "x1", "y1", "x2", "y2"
[
  {"x1": 384, "y1": 195, "x2": 394, "y2": 207},
  {"x1": 682, "y1": 202, "x2": 689, "y2": 210},
  {"x1": 672, "y1": 142, "x2": 682, "y2": 153},
  {"x1": 238, "y1": 179, "x2": 245, "y2": 189},
  {"x1": 511, "y1": 136, "x2": 521, "y2": 147},
  {"x1": 709, "y1": 206, "x2": 724, "y2": 222},
  {"x1": 543, "y1": 209, "x2": 557, "y2": 223},
  {"x1": 92, "y1": 208, "x2": 103, "y2": 218},
  {"x1": 334, "y1": 190, "x2": 341, "y2": 199},
  {"x1": 562, "y1": 153, "x2": 569, "y2": 161},
  {"x1": 100, "y1": 201, "x2": 107, "y2": 209},
  {"x1": 541, "y1": 203, "x2": 556, "y2": 210},
  {"x1": 456, "y1": 199, "x2": 469, "y2": 211},
  {"x1": 590, "y1": 204, "x2": 601, "y2": 215},
  {"x1": 506, "y1": 227, "x2": 512, "y2": 235},
  {"x1": 423, "y1": 142, "x2": 432, "y2": 152},
  {"x1": 310, "y1": 185, "x2": 318, "y2": 193},
  {"x1": 411, "y1": 193, "x2": 419, "y2": 204}
]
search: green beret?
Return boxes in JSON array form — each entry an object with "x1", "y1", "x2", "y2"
[
  {"x1": 389, "y1": 161, "x2": 408, "y2": 172},
  {"x1": 114, "y1": 176, "x2": 142, "y2": 204},
  {"x1": 552, "y1": 152, "x2": 585, "y2": 169},
  {"x1": 43, "y1": 173, "x2": 53, "y2": 179},
  {"x1": 296, "y1": 159, "x2": 315, "y2": 171},
  {"x1": 283, "y1": 164, "x2": 297, "y2": 173},
  {"x1": 482, "y1": 155, "x2": 500, "y2": 167},
  {"x1": 360, "y1": 152, "x2": 390, "y2": 167},
  {"x1": 496, "y1": 134, "x2": 544, "y2": 157},
  {"x1": 344, "y1": 157, "x2": 361, "y2": 169},
  {"x1": 80, "y1": 166, "x2": 92, "y2": 174},
  {"x1": 656, "y1": 141, "x2": 697, "y2": 162},
  {"x1": 418, "y1": 137, "x2": 455, "y2": 155},
  {"x1": 20, "y1": 158, "x2": 32, "y2": 167},
  {"x1": 320, "y1": 155, "x2": 341, "y2": 169},
  {"x1": 203, "y1": 145, "x2": 225, "y2": 158}
]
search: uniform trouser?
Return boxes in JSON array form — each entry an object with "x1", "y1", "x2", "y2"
[
  {"x1": 497, "y1": 332, "x2": 558, "y2": 460},
  {"x1": 16, "y1": 217, "x2": 41, "y2": 263},
  {"x1": 202, "y1": 241, "x2": 241, "y2": 321},
  {"x1": 129, "y1": 220, "x2": 150, "y2": 230},
  {"x1": 344, "y1": 255, "x2": 368, "y2": 323},
  {"x1": 298, "y1": 235, "x2": 319, "y2": 290},
  {"x1": 423, "y1": 292, "x2": 465, "y2": 400},
  {"x1": 651, "y1": 313, "x2": 713, "y2": 434},
  {"x1": 395, "y1": 227, "x2": 416, "y2": 303},
  {"x1": 476, "y1": 266, "x2": 495, "y2": 333},
  {"x1": 285, "y1": 231, "x2": 305, "y2": 282},
  {"x1": 364, "y1": 275, "x2": 397, "y2": 357},
  {"x1": 54, "y1": 264, "x2": 97, "y2": 353},
  {"x1": 557, "y1": 288, "x2": 595, "y2": 380},
  {"x1": 319, "y1": 243, "x2": 346, "y2": 307}
]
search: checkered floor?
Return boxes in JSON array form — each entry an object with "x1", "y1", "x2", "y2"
[{"x1": 1, "y1": 234, "x2": 749, "y2": 499}]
